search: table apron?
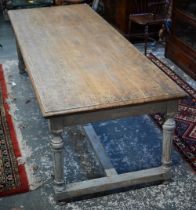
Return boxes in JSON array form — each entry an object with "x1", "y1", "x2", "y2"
[{"x1": 48, "y1": 99, "x2": 178, "y2": 133}]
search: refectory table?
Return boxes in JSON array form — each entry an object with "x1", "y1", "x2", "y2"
[{"x1": 8, "y1": 4, "x2": 187, "y2": 201}]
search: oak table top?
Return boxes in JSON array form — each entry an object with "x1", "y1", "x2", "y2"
[{"x1": 8, "y1": 4, "x2": 186, "y2": 118}]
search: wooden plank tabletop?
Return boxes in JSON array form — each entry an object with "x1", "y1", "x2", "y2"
[{"x1": 8, "y1": 5, "x2": 186, "y2": 117}]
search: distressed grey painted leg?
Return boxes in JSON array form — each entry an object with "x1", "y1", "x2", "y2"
[
  {"x1": 50, "y1": 132, "x2": 65, "y2": 192},
  {"x1": 162, "y1": 117, "x2": 176, "y2": 175},
  {"x1": 49, "y1": 118, "x2": 65, "y2": 193},
  {"x1": 16, "y1": 42, "x2": 25, "y2": 74}
]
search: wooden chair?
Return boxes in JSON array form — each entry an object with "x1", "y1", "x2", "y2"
[{"x1": 128, "y1": 0, "x2": 171, "y2": 55}]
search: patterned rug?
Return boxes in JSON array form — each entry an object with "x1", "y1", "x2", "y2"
[
  {"x1": 0, "y1": 64, "x2": 29, "y2": 196},
  {"x1": 148, "y1": 54, "x2": 196, "y2": 172}
]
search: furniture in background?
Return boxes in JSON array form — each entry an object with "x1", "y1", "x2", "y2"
[
  {"x1": 101, "y1": 0, "x2": 133, "y2": 36},
  {"x1": 0, "y1": 0, "x2": 99, "y2": 19},
  {"x1": 9, "y1": 4, "x2": 186, "y2": 201},
  {"x1": 165, "y1": 0, "x2": 196, "y2": 79},
  {"x1": 128, "y1": 0, "x2": 171, "y2": 55},
  {"x1": 55, "y1": 0, "x2": 87, "y2": 5},
  {"x1": 65, "y1": 0, "x2": 85, "y2": 3},
  {"x1": 101, "y1": 0, "x2": 170, "y2": 38},
  {"x1": 59, "y1": 0, "x2": 99, "y2": 10},
  {"x1": 0, "y1": 0, "x2": 53, "y2": 19}
]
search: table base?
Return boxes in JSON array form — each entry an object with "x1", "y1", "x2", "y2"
[{"x1": 51, "y1": 118, "x2": 175, "y2": 201}]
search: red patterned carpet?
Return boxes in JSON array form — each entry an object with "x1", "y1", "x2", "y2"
[
  {"x1": 0, "y1": 64, "x2": 29, "y2": 196},
  {"x1": 148, "y1": 54, "x2": 196, "y2": 172}
]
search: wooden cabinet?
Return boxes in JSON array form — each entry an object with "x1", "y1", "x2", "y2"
[
  {"x1": 165, "y1": 0, "x2": 196, "y2": 79},
  {"x1": 101, "y1": 0, "x2": 132, "y2": 35}
]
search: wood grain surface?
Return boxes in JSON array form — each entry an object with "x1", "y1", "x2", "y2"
[{"x1": 8, "y1": 4, "x2": 186, "y2": 117}]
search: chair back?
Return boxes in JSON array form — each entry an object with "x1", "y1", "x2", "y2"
[
  {"x1": 148, "y1": 0, "x2": 171, "y2": 17},
  {"x1": 131, "y1": 0, "x2": 171, "y2": 17},
  {"x1": 132, "y1": 0, "x2": 148, "y2": 14}
]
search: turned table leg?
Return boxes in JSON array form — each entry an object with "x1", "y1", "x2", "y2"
[
  {"x1": 16, "y1": 41, "x2": 25, "y2": 74},
  {"x1": 162, "y1": 116, "x2": 176, "y2": 175},
  {"x1": 49, "y1": 118, "x2": 65, "y2": 193},
  {"x1": 50, "y1": 132, "x2": 65, "y2": 192}
]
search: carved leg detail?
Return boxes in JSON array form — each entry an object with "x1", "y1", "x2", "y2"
[
  {"x1": 162, "y1": 118, "x2": 175, "y2": 172},
  {"x1": 50, "y1": 133, "x2": 65, "y2": 192}
]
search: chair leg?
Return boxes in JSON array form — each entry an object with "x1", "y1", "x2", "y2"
[
  {"x1": 144, "y1": 24, "x2": 149, "y2": 55},
  {"x1": 128, "y1": 19, "x2": 133, "y2": 41}
]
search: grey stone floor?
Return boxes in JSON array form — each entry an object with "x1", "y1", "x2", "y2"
[{"x1": 0, "y1": 11, "x2": 196, "y2": 210}]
